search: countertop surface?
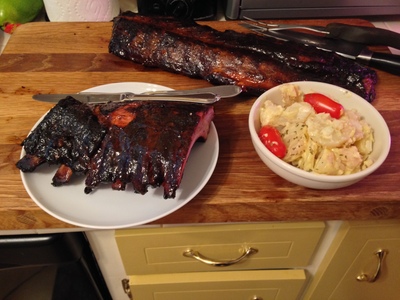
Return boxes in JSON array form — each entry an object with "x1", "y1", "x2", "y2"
[{"x1": 0, "y1": 19, "x2": 399, "y2": 230}]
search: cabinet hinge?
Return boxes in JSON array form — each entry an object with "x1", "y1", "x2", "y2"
[{"x1": 121, "y1": 278, "x2": 133, "y2": 300}]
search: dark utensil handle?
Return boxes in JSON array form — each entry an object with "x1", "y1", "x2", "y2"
[
  {"x1": 358, "y1": 51, "x2": 400, "y2": 75},
  {"x1": 326, "y1": 23, "x2": 400, "y2": 50}
]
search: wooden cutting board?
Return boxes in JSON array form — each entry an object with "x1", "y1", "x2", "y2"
[{"x1": 0, "y1": 18, "x2": 399, "y2": 229}]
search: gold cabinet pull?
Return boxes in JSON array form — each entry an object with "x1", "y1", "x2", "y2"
[
  {"x1": 183, "y1": 247, "x2": 258, "y2": 267},
  {"x1": 121, "y1": 278, "x2": 132, "y2": 300},
  {"x1": 356, "y1": 249, "x2": 388, "y2": 282}
]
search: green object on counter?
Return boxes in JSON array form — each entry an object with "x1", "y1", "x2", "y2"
[{"x1": 0, "y1": 0, "x2": 44, "y2": 33}]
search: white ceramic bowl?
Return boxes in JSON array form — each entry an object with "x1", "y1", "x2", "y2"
[{"x1": 248, "y1": 81, "x2": 391, "y2": 189}]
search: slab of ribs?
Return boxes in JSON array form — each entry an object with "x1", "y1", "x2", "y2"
[
  {"x1": 109, "y1": 12, "x2": 377, "y2": 102},
  {"x1": 16, "y1": 97, "x2": 215, "y2": 199}
]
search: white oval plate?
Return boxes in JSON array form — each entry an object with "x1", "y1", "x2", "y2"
[{"x1": 21, "y1": 82, "x2": 219, "y2": 229}]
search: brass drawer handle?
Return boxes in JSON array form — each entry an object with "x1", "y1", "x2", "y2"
[
  {"x1": 356, "y1": 249, "x2": 388, "y2": 282},
  {"x1": 183, "y1": 247, "x2": 258, "y2": 267}
]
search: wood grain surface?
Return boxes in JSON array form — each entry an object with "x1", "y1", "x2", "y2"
[{"x1": 0, "y1": 19, "x2": 399, "y2": 230}]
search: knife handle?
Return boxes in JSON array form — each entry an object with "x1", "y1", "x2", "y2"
[
  {"x1": 358, "y1": 51, "x2": 400, "y2": 76},
  {"x1": 326, "y1": 23, "x2": 400, "y2": 50}
]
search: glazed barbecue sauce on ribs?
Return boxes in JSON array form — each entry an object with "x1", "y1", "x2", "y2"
[
  {"x1": 85, "y1": 100, "x2": 214, "y2": 199},
  {"x1": 16, "y1": 97, "x2": 214, "y2": 199},
  {"x1": 109, "y1": 12, "x2": 377, "y2": 102}
]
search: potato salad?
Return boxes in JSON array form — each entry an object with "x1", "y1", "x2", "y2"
[{"x1": 259, "y1": 84, "x2": 374, "y2": 175}]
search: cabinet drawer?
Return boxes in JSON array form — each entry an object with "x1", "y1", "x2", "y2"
[
  {"x1": 128, "y1": 269, "x2": 306, "y2": 300},
  {"x1": 116, "y1": 222, "x2": 324, "y2": 275},
  {"x1": 304, "y1": 220, "x2": 400, "y2": 300}
]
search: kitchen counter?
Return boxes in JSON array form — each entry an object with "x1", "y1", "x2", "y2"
[{"x1": 0, "y1": 19, "x2": 399, "y2": 230}]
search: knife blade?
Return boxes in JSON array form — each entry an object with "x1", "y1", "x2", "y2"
[
  {"x1": 323, "y1": 23, "x2": 400, "y2": 49},
  {"x1": 32, "y1": 92, "x2": 220, "y2": 104},
  {"x1": 252, "y1": 28, "x2": 400, "y2": 75}
]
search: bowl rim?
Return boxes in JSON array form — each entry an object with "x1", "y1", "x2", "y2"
[{"x1": 248, "y1": 81, "x2": 391, "y2": 183}]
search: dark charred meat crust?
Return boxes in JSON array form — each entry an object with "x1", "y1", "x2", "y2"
[
  {"x1": 109, "y1": 12, "x2": 377, "y2": 102},
  {"x1": 86, "y1": 101, "x2": 214, "y2": 199},
  {"x1": 16, "y1": 97, "x2": 106, "y2": 187},
  {"x1": 16, "y1": 97, "x2": 214, "y2": 199}
]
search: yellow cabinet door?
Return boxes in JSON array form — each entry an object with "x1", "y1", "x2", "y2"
[
  {"x1": 128, "y1": 269, "x2": 306, "y2": 300},
  {"x1": 116, "y1": 222, "x2": 324, "y2": 275},
  {"x1": 304, "y1": 220, "x2": 400, "y2": 300}
]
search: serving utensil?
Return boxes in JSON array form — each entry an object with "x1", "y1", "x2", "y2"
[
  {"x1": 242, "y1": 17, "x2": 400, "y2": 49},
  {"x1": 242, "y1": 22, "x2": 400, "y2": 75},
  {"x1": 33, "y1": 85, "x2": 242, "y2": 104}
]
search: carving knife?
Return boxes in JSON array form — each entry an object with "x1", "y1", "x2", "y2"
[
  {"x1": 245, "y1": 26, "x2": 400, "y2": 75},
  {"x1": 32, "y1": 85, "x2": 242, "y2": 104}
]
